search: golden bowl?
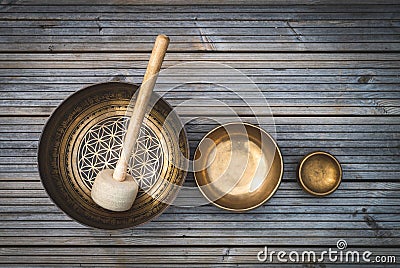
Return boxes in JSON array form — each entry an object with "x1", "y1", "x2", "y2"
[
  {"x1": 297, "y1": 151, "x2": 342, "y2": 196},
  {"x1": 38, "y1": 82, "x2": 189, "y2": 229},
  {"x1": 194, "y1": 123, "x2": 283, "y2": 211}
]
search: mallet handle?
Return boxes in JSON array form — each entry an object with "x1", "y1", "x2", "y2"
[{"x1": 113, "y1": 35, "x2": 169, "y2": 182}]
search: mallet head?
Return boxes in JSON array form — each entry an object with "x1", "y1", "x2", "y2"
[{"x1": 91, "y1": 169, "x2": 138, "y2": 212}]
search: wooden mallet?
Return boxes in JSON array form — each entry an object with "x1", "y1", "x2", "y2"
[{"x1": 91, "y1": 35, "x2": 170, "y2": 211}]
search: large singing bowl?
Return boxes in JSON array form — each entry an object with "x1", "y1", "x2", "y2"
[{"x1": 38, "y1": 82, "x2": 189, "y2": 229}]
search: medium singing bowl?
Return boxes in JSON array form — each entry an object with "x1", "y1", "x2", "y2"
[
  {"x1": 194, "y1": 123, "x2": 283, "y2": 211},
  {"x1": 38, "y1": 82, "x2": 189, "y2": 229},
  {"x1": 297, "y1": 151, "x2": 342, "y2": 196}
]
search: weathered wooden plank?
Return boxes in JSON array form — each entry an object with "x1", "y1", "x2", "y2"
[
  {"x1": 5, "y1": 0, "x2": 400, "y2": 5},
  {"x1": 0, "y1": 226, "x2": 398, "y2": 239},
  {"x1": 1, "y1": 60, "x2": 399, "y2": 70},
  {"x1": 1, "y1": 219, "x2": 399, "y2": 230},
  {"x1": 1, "y1": 97, "x2": 399, "y2": 108},
  {"x1": 1, "y1": 220, "x2": 396, "y2": 233},
  {"x1": 0, "y1": 235, "x2": 396, "y2": 247},
  {"x1": 0, "y1": 20, "x2": 399, "y2": 37},
  {"x1": 1, "y1": 75, "x2": 400, "y2": 85},
  {"x1": 0, "y1": 262, "x2": 396, "y2": 268},
  {"x1": 0, "y1": 246, "x2": 397, "y2": 257},
  {"x1": 0, "y1": 206, "x2": 397, "y2": 223},
  {"x1": 0, "y1": 246, "x2": 398, "y2": 265},
  {"x1": 0, "y1": 248, "x2": 397, "y2": 267},
  {"x1": 5, "y1": 96, "x2": 397, "y2": 106},
  {"x1": 1, "y1": 42, "x2": 399, "y2": 52},
  {"x1": 2, "y1": 68, "x2": 400, "y2": 77},
  {"x1": 1, "y1": 93, "x2": 399, "y2": 107},
  {"x1": 1, "y1": 9, "x2": 399, "y2": 20},
  {"x1": 1, "y1": 53, "x2": 398, "y2": 69},
  {"x1": 3, "y1": 5, "x2": 400, "y2": 13},
  {"x1": 1, "y1": 19, "x2": 399, "y2": 28},
  {"x1": 2, "y1": 214, "x2": 398, "y2": 232},
  {"x1": 0, "y1": 205, "x2": 397, "y2": 223},
  {"x1": 1, "y1": 52, "x2": 398, "y2": 61},
  {"x1": 2, "y1": 34, "x2": 400, "y2": 43},
  {"x1": 2, "y1": 26, "x2": 400, "y2": 37},
  {"x1": 0, "y1": 262, "x2": 372, "y2": 268},
  {"x1": 2, "y1": 84, "x2": 399, "y2": 96}
]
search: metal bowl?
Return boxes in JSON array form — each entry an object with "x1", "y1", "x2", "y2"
[
  {"x1": 297, "y1": 151, "x2": 342, "y2": 196},
  {"x1": 38, "y1": 82, "x2": 189, "y2": 229},
  {"x1": 194, "y1": 123, "x2": 283, "y2": 211}
]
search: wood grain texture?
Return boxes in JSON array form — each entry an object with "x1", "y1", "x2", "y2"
[{"x1": 0, "y1": 1, "x2": 399, "y2": 267}]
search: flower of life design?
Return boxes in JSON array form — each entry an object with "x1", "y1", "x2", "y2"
[{"x1": 77, "y1": 116, "x2": 163, "y2": 191}]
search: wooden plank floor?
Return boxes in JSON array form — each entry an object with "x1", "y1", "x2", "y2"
[{"x1": 0, "y1": 0, "x2": 399, "y2": 266}]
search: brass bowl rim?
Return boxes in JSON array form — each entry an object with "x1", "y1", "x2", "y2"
[
  {"x1": 297, "y1": 151, "x2": 342, "y2": 196},
  {"x1": 194, "y1": 122, "x2": 284, "y2": 212}
]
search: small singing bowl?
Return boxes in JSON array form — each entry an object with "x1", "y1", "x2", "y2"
[
  {"x1": 298, "y1": 151, "x2": 342, "y2": 196},
  {"x1": 194, "y1": 123, "x2": 283, "y2": 211}
]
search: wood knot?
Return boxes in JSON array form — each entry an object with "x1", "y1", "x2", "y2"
[
  {"x1": 358, "y1": 75, "x2": 373, "y2": 84},
  {"x1": 111, "y1": 74, "x2": 127, "y2": 82}
]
